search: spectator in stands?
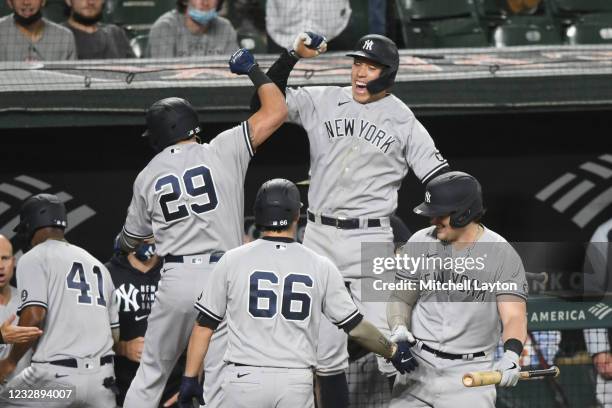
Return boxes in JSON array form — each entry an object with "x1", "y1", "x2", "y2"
[
  {"x1": 0, "y1": 235, "x2": 34, "y2": 381},
  {"x1": 106, "y1": 239, "x2": 183, "y2": 407},
  {"x1": 0, "y1": 0, "x2": 76, "y2": 61},
  {"x1": 62, "y1": 0, "x2": 135, "y2": 59},
  {"x1": 148, "y1": 0, "x2": 237, "y2": 58},
  {"x1": 584, "y1": 218, "x2": 612, "y2": 407},
  {"x1": 265, "y1": 0, "x2": 354, "y2": 52}
]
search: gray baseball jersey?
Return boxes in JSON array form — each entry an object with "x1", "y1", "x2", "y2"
[
  {"x1": 16, "y1": 239, "x2": 118, "y2": 361},
  {"x1": 195, "y1": 237, "x2": 361, "y2": 369},
  {"x1": 396, "y1": 226, "x2": 528, "y2": 354},
  {"x1": 122, "y1": 122, "x2": 253, "y2": 256},
  {"x1": 286, "y1": 86, "x2": 448, "y2": 218},
  {"x1": 0, "y1": 286, "x2": 31, "y2": 380}
]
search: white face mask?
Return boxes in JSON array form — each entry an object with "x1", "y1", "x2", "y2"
[{"x1": 187, "y1": 7, "x2": 217, "y2": 26}]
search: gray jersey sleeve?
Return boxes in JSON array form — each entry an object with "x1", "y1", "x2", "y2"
[
  {"x1": 122, "y1": 170, "x2": 154, "y2": 240},
  {"x1": 209, "y1": 122, "x2": 254, "y2": 177},
  {"x1": 496, "y1": 245, "x2": 528, "y2": 300},
  {"x1": 406, "y1": 118, "x2": 449, "y2": 183},
  {"x1": 322, "y1": 259, "x2": 360, "y2": 329},
  {"x1": 194, "y1": 256, "x2": 229, "y2": 324},
  {"x1": 16, "y1": 253, "x2": 48, "y2": 313},
  {"x1": 102, "y1": 265, "x2": 120, "y2": 329}
]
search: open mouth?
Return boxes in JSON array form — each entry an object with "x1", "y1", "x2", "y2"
[{"x1": 355, "y1": 81, "x2": 368, "y2": 92}]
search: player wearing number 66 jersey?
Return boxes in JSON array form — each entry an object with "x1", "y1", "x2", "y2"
[
  {"x1": 177, "y1": 179, "x2": 418, "y2": 408},
  {"x1": 120, "y1": 48, "x2": 287, "y2": 408},
  {"x1": 0, "y1": 194, "x2": 119, "y2": 408}
]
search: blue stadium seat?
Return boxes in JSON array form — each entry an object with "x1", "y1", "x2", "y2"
[
  {"x1": 396, "y1": 0, "x2": 488, "y2": 48},
  {"x1": 548, "y1": 0, "x2": 612, "y2": 44},
  {"x1": 130, "y1": 33, "x2": 149, "y2": 58},
  {"x1": 565, "y1": 13, "x2": 612, "y2": 44},
  {"x1": 492, "y1": 15, "x2": 562, "y2": 46},
  {"x1": 484, "y1": 0, "x2": 563, "y2": 46}
]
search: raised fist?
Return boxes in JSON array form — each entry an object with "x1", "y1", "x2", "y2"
[
  {"x1": 292, "y1": 31, "x2": 327, "y2": 59},
  {"x1": 229, "y1": 48, "x2": 257, "y2": 75}
]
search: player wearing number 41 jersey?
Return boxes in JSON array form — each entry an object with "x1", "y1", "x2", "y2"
[
  {"x1": 0, "y1": 194, "x2": 119, "y2": 408},
  {"x1": 119, "y1": 48, "x2": 287, "y2": 408},
  {"x1": 178, "y1": 179, "x2": 418, "y2": 408}
]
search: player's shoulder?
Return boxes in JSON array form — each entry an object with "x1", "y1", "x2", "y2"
[
  {"x1": 383, "y1": 94, "x2": 415, "y2": 121},
  {"x1": 408, "y1": 226, "x2": 438, "y2": 243},
  {"x1": 479, "y1": 225, "x2": 508, "y2": 243},
  {"x1": 290, "y1": 85, "x2": 343, "y2": 100}
]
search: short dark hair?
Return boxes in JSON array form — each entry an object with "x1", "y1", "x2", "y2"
[{"x1": 176, "y1": 0, "x2": 223, "y2": 14}]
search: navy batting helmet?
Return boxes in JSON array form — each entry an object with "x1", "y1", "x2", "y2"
[
  {"x1": 346, "y1": 34, "x2": 399, "y2": 94},
  {"x1": 414, "y1": 171, "x2": 485, "y2": 228},
  {"x1": 254, "y1": 179, "x2": 302, "y2": 229},
  {"x1": 14, "y1": 193, "x2": 67, "y2": 248},
  {"x1": 142, "y1": 97, "x2": 201, "y2": 152}
]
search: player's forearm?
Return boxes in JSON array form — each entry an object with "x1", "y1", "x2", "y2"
[
  {"x1": 348, "y1": 320, "x2": 396, "y2": 360},
  {"x1": 250, "y1": 49, "x2": 297, "y2": 112},
  {"x1": 501, "y1": 315, "x2": 527, "y2": 344},
  {"x1": 7, "y1": 307, "x2": 45, "y2": 365},
  {"x1": 386, "y1": 285, "x2": 419, "y2": 330},
  {"x1": 248, "y1": 83, "x2": 288, "y2": 148},
  {"x1": 386, "y1": 299, "x2": 412, "y2": 331},
  {"x1": 498, "y1": 298, "x2": 527, "y2": 344},
  {"x1": 184, "y1": 324, "x2": 213, "y2": 377}
]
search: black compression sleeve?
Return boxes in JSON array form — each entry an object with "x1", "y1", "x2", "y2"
[
  {"x1": 250, "y1": 49, "x2": 299, "y2": 112},
  {"x1": 247, "y1": 65, "x2": 272, "y2": 90},
  {"x1": 196, "y1": 312, "x2": 220, "y2": 330}
]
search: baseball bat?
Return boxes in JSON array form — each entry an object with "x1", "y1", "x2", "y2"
[{"x1": 462, "y1": 366, "x2": 560, "y2": 387}]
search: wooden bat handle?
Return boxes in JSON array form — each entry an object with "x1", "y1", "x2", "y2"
[{"x1": 463, "y1": 366, "x2": 560, "y2": 387}]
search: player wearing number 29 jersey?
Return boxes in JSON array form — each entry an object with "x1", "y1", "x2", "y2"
[
  {"x1": 122, "y1": 49, "x2": 288, "y2": 408},
  {"x1": 122, "y1": 122, "x2": 252, "y2": 256}
]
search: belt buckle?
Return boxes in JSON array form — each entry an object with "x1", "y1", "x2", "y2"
[
  {"x1": 84, "y1": 358, "x2": 95, "y2": 369},
  {"x1": 463, "y1": 353, "x2": 474, "y2": 361},
  {"x1": 335, "y1": 217, "x2": 346, "y2": 229}
]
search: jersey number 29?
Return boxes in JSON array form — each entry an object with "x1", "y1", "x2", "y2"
[
  {"x1": 155, "y1": 165, "x2": 218, "y2": 222},
  {"x1": 249, "y1": 271, "x2": 313, "y2": 321}
]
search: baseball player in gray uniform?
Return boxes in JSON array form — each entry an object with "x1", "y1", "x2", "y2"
[
  {"x1": 387, "y1": 172, "x2": 528, "y2": 407},
  {"x1": 0, "y1": 234, "x2": 36, "y2": 382},
  {"x1": 119, "y1": 48, "x2": 288, "y2": 408},
  {"x1": 251, "y1": 32, "x2": 450, "y2": 406},
  {"x1": 177, "y1": 179, "x2": 418, "y2": 408},
  {"x1": 0, "y1": 194, "x2": 119, "y2": 407}
]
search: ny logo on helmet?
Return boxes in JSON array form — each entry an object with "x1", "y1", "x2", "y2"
[
  {"x1": 425, "y1": 191, "x2": 431, "y2": 203},
  {"x1": 363, "y1": 40, "x2": 374, "y2": 51}
]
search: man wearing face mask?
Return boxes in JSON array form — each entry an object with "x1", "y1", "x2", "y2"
[
  {"x1": 148, "y1": 0, "x2": 237, "y2": 58},
  {"x1": 0, "y1": 0, "x2": 76, "y2": 61},
  {"x1": 62, "y1": 0, "x2": 135, "y2": 59}
]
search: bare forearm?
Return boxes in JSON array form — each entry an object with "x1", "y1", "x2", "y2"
[
  {"x1": 348, "y1": 320, "x2": 396, "y2": 360},
  {"x1": 501, "y1": 315, "x2": 527, "y2": 344},
  {"x1": 184, "y1": 324, "x2": 213, "y2": 377},
  {"x1": 8, "y1": 307, "x2": 45, "y2": 365}
]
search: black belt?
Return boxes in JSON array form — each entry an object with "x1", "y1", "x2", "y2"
[
  {"x1": 48, "y1": 355, "x2": 114, "y2": 368},
  {"x1": 307, "y1": 210, "x2": 381, "y2": 229},
  {"x1": 421, "y1": 344, "x2": 485, "y2": 360},
  {"x1": 164, "y1": 251, "x2": 224, "y2": 264}
]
